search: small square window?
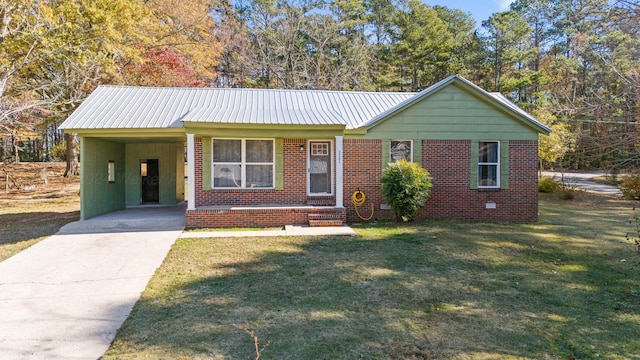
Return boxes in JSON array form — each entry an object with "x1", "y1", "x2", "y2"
[
  {"x1": 311, "y1": 143, "x2": 329, "y2": 156},
  {"x1": 390, "y1": 140, "x2": 412, "y2": 162},
  {"x1": 108, "y1": 161, "x2": 115, "y2": 183}
]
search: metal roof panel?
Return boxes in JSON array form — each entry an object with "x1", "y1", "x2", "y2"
[{"x1": 59, "y1": 78, "x2": 546, "y2": 134}]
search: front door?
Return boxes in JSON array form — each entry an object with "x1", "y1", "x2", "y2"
[
  {"x1": 141, "y1": 159, "x2": 159, "y2": 203},
  {"x1": 308, "y1": 141, "x2": 332, "y2": 195}
]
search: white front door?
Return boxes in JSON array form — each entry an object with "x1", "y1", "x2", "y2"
[{"x1": 308, "y1": 140, "x2": 333, "y2": 195}]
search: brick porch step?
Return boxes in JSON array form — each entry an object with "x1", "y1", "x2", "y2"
[
  {"x1": 308, "y1": 213, "x2": 344, "y2": 227},
  {"x1": 306, "y1": 198, "x2": 335, "y2": 206}
]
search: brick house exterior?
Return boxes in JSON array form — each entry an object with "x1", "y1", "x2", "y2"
[{"x1": 60, "y1": 75, "x2": 550, "y2": 225}]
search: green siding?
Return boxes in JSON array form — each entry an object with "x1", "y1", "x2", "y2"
[
  {"x1": 176, "y1": 144, "x2": 185, "y2": 202},
  {"x1": 185, "y1": 125, "x2": 343, "y2": 139},
  {"x1": 275, "y1": 139, "x2": 284, "y2": 189},
  {"x1": 201, "y1": 137, "x2": 211, "y2": 190},
  {"x1": 80, "y1": 137, "x2": 125, "y2": 219},
  {"x1": 470, "y1": 141, "x2": 479, "y2": 190},
  {"x1": 381, "y1": 140, "x2": 390, "y2": 169},
  {"x1": 366, "y1": 85, "x2": 538, "y2": 142},
  {"x1": 501, "y1": 142, "x2": 509, "y2": 189},
  {"x1": 124, "y1": 143, "x2": 184, "y2": 206}
]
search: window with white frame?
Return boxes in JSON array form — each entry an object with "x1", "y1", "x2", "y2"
[
  {"x1": 390, "y1": 140, "x2": 412, "y2": 162},
  {"x1": 107, "y1": 161, "x2": 115, "y2": 183},
  {"x1": 478, "y1": 141, "x2": 499, "y2": 188},
  {"x1": 212, "y1": 138, "x2": 274, "y2": 188}
]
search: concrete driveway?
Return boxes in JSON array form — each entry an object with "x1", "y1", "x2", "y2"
[
  {"x1": 542, "y1": 171, "x2": 621, "y2": 196},
  {"x1": 0, "y1": 204, "x2": 185, "y2": 359}
]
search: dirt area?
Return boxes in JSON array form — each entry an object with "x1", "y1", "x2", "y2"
[
  {"x1": 0, "y1": 162, "x2": 80, "y2": 261},
  {"x1": 1, "y1": 162, "x2": 79, "y2": 203}
]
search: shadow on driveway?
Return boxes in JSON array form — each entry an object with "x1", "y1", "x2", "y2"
[{"x1": 57, "y1": 203, "x2": 186, "y2": 235}]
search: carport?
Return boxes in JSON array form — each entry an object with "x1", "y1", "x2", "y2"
[{"x1": 79, "y1": 135, "x2": 185, "y2": 220}]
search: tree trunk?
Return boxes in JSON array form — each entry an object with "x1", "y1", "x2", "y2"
[
  {"x1": 11, "y1": 134, "x2": 20, "y2": 163},
  {"x1": 64, "y1": 133, "x2": 79, "y2": 177}
]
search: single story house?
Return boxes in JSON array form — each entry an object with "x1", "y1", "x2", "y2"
[{"x1": 59, "y1": 75, "x2": 551, "y2": 227}]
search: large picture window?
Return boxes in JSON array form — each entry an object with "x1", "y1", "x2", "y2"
[
  {"x1": 390, "y1": 140, "x2": 412, "y2": 163},
  {"x1": 478, "y1": 141, "x2": 499, "y2": 188},
  {"x1": 212, "y1": 138, "x2": 274, "y2": 188}
]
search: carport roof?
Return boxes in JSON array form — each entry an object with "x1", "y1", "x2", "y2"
[{"x1": 59, "y1": 85, "x2": 415, "y2": 130}]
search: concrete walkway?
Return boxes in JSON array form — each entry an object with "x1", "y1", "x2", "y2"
[
  {"x1": 181, "y1": 224, "x2": 356, "y2": 238},
  {"x1": 0, "y1": 205, "x2": 186, "y2": 359},
  {"x1": 0, "y1": 204, "x2": 356, "y2": 359}
]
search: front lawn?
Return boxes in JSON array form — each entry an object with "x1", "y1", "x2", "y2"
[{"x1": 104, "y1": 193, "x2": 640, "y2": 359}]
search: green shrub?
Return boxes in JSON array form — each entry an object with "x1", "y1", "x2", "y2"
[
  {"x1": 559, "y1": 189, "x2": 576, "y2": 200},
  {"x1": 621, "y1": 173, "x2": 640, "y2": 200},
  {"x1": 381, "y1": 160, "x2": 432, "y2": 222},
  {"x1": 49, "y1": 142, "x2": 67, "y2": 161},
  {"x1": 538, "y1": 177, "x2": 559, "y2": 193}
]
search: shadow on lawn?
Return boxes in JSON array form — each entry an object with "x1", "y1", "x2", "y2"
[
  {"x1": 109, "y1": 217, "x2": 640, "y2": 359},
  {"x1": 0, "y1": 211, "x2": 79, "y2": 245}
]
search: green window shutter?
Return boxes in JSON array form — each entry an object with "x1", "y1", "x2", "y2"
[
  {"x1": 470, "y1": 140, "x2": 478, "y2": 189},
  {"x1": 413, "y1": 139, "x2": 422, "y2": 164},
  {"x1": 275, "y1": 139, "x2": 284, "y2": 189},
  {"x1": 202, "y1": 137, "x2": 211, "y2": 190},
  {"x1": 500, "y1": 141, "x2": 509, "y2": 189},
  {"x1": 381, "y1": 140, "x2": 390, "y2": 169}
]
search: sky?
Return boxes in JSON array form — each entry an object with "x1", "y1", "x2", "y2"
[{"x1": 423, "y1": 0, "x2": 515, "y2": 27}]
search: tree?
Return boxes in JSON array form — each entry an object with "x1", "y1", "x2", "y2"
[
  {"x1": 481, "y1": 11, "x2": 535, "y2": 96},
  {"x1": 0, "y1": 1, "x2": 54, "y2": 162},
  {"x1": 381, "y1": 160, "x2": 432, "y2": 222},
  {"x1": 432, "y1": 5, "x2": 479, "y2": 80},
  {"x1": 393, "y1": 0, "x2": 453, "y2": 91}
]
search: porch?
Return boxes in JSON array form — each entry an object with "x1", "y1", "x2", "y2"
[{"x1": 185, "y1": 204, "x2": 346, "y2": 228}]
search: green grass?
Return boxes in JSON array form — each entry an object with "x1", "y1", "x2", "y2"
[
  {"x1": 104, "y1": 193, "x2": 640, "y2": 359},
  {"x1": 0, "y1": 200, "x2": 79, "y2": 262}
]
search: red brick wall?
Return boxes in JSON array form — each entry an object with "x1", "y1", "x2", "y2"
[
  {"x1": 189, "y1": 137, "x2": 342, "y2": 228},
  {"x1": 343, "y1": 139, "x2": 392, "y2": 222},
  {"x1": 341, "y1": 139, "x2": 539, "y2": 223},
  {"x1": 194, "y1": 137, "x2": 313, "y2": 207},
  {"x1": 190, "y1": 137, "x2": 539, "y2": 227},
  {"x1": 420, "y1": 139, "x2": 539, "y2": 222}
]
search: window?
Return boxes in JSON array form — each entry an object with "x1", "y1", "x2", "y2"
[
  {"x1": 212, "y1": 138, "x2": 274, "y2": 188},
  {"x1": 390, "y1": 140, "x2": 412, "y2": 162},
  {"x1": 478, "y1": 141, "x2": 499, "y2": 188},
  {"x1": 107, "y1": 161, "x2": 115, "y2": 183}
]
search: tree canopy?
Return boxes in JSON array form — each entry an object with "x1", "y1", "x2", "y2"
[{"x1": 1, "y1": 0, "x2": 638, "y2": 171}]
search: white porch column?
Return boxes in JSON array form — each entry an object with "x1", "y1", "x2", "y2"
[
  {"x1": 335, "y1": 135, "x2": 344, "y2": 208},
  {"x1": 187, "y1": 133, "x2": 195, "y2": 210}
]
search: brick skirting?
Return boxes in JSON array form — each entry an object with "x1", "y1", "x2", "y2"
[{"x1": 186, "y1": 206, "x2": 346, "y2": 228}]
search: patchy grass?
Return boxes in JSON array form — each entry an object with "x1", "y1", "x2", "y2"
[
  {"x1": 0, "y1": 162, "x2": 79, "y2": 262},
  {"x1": 104, "y1": 192, "x2": 640, "y2": 359}
]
